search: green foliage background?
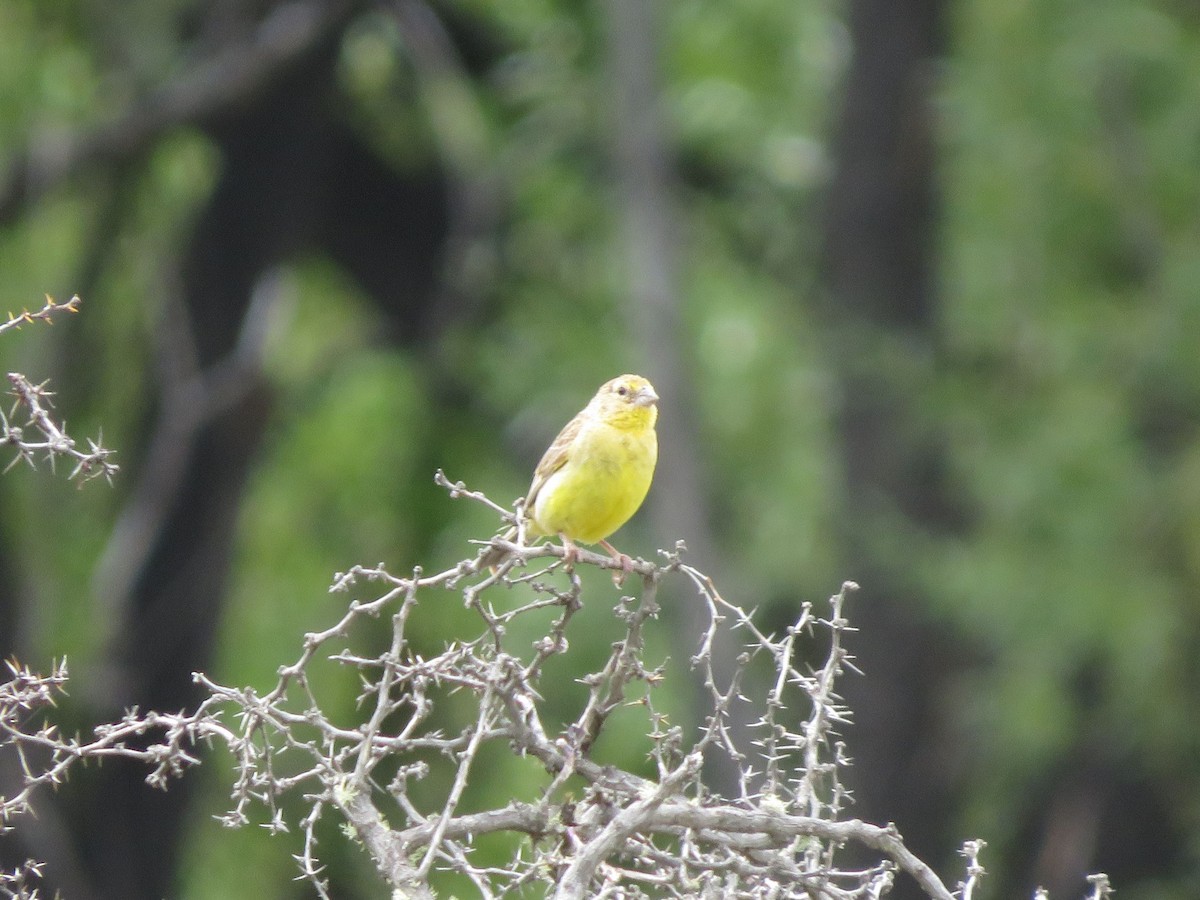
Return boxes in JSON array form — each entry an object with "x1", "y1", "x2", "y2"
[{"x1": 2, "y1": 0, "x2": 1200, "y2": 897}]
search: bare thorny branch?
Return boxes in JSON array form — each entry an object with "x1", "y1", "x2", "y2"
[
  {"x1": 0, "y1": 473, "x2": 1110, "y2": 898},
  {"x1": 0, "y1": 294, "x2": 80, "y2": 338},
  {"x1": 0, "y1": 295, "x2": 118, "y2": 485}
]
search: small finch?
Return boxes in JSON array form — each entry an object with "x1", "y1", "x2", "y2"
[{"x1": 484, "y1": 374, "x2": 659, "y2": 569}]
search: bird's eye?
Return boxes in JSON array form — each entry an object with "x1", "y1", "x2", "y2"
[{"x1": 616, "y1": 385, "x2": 628, "y2": 396}]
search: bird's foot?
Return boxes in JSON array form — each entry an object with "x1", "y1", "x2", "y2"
[
  {"x1": 599, "y1": 539, "x2": 634, "y2": 586},
  {"x1": 559, "y1": 534, "x2": 580, "y2": 570}
]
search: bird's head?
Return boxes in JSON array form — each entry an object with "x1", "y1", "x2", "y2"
[{"x1": 591, "y1": 374, "x2": 659, "y2": 431}]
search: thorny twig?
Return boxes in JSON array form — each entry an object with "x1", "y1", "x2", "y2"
[
  {"x1": 0, "y1": 859, "x2": 45, "y2": 900},
  {"x1": 0, "y1": 476, "x2": 1109, "y2": 898},
  {"x1": 958, "y1": 839, "x2": 986, "y2": 900},
  {"x1": 3, "y1": 374, "x2": 118, "y2": 483},
  {"x1": 0, "y1": 295, "x2": 118, "y2": 484},
  {"x1": 0, "y1": 295, "x2": 80, "y2": 337}
]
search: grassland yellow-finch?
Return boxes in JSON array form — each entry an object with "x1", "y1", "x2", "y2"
[{"x1": 485, "y1": 374, "x2": 659, "y2": 568}]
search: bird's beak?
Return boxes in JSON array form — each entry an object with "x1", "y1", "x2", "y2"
[{"x1": 635, "y1": 385, "x2": 659, "y2": 407}]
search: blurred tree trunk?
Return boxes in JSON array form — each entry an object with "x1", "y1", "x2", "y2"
[
  {"x1": 819, "y1": 0, "x2": 958, "y2": 888},
  {"x1": 605, "y1": 0, "x2": 748, "y2": 795}
]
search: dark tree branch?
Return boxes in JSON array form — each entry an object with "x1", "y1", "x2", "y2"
[{"x1": 0, "y1": 0, "x2": 358, "y2": 226}]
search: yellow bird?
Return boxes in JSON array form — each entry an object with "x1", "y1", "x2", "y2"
[{"x1": 486, "y1": 374, "x2": 659, "y2": 568}]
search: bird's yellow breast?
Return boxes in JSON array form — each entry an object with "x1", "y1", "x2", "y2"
[{"x1": 529, "y1": 417, "x2": 657, "y2": 545}]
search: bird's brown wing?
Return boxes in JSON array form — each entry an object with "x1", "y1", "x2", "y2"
[{"x1": 524, "y1": 408, "x2": 587, "y2": 510}]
